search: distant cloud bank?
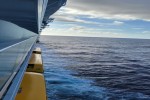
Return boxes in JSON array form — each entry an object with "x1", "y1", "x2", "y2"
[{"x1": 42, "y1": 0, "x2": 150, "y2": 39}]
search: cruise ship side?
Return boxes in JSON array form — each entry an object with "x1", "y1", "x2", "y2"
[{"x1": 0, "y1": 0, "x2": 66, "y2": 99}]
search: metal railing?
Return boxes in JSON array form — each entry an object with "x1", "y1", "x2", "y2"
[{"x1": 0, "y1": 36, "x2": 37, "y2": 99}]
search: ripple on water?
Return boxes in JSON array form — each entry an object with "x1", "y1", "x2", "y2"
[{"x1": 38, "y1": 36, "x2": 150, "y2": 100}]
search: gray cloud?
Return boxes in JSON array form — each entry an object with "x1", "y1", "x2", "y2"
[
  {"x1": 43, "y1": 0, "x2": 150, "y2": 39},
  {"x1": 65, "y1": 0, "x2": 150, "y2": 21},
  {"x1": 51, "y1": 0, "x2": 150, "y2": 29},
  {"x1": 53, "y1": 13, "x2": 100, "y2": 25}
]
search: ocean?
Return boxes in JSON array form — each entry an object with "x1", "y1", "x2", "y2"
[{"x1": 38, "y1": 36, "x2": 150, "y2": 100}]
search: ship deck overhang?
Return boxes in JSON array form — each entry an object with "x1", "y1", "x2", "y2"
[
  {"x1": 0, "y1": 0, "x2": 67, "y2": 34},
  {"x1": 0, "y1": 0, "x2": 39, "y2": 33},
  {"x1": 0, "y1": 0, "x2": 67, "y2": 99}
]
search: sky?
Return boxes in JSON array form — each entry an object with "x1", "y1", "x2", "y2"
[{"x1": 42, "y1": 0, "x2": 150, "y2": 39}]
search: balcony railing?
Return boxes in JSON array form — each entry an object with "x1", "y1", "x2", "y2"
[{"x1": 0, "y1": 36, "x2": 37, "y2": 99}]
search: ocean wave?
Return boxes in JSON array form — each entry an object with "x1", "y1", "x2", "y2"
[{"x1": 39, "y1": 36, "x2": 150, "y2": 100}]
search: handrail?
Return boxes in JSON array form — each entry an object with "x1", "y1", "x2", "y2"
[
  {"x1": 0, "y1": 36, "x2": 37, "y2": 99},
  {"x1": 0, "y1": 36, "x2": 36, "y2": 52},
  {"x1": 3, "y1": 42, "x2": 36, "y2": 100}
]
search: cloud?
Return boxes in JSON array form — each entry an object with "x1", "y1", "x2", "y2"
[
  {"x1": 53, "y1": 14, "x2": 99, "y2": 25},
  {"x1": 65, "y1": 0, "x2": 150, "y2": 21},
  {"x1": 132, "y1": 27, "x2": 144, "y2": 30},
  {"x1": 43, "y1": 0, "x2": 150, "y2": 39},
  {"x1": 42, "y1": 26, "x2": 125, "y2": 38},
  {"x1": 69, "y1": 26, "x2": 85, "y2": 31},
  {"x1": 113, "y1": 21, "x2": 124, "y2": 26},
  {"x1": 142, "y1": 31, "x2": 150, "y2": 34},
  {"x1": 51, "y1": 0, "x2": 149, "y2": 28},
  {"x1": 56, "y1": 7, "x2": 136, "y2": 21},
  {"x1": 53, "y1": 15, "x2": 86, "y2": 23},
  {"x1": 52, "y1": 8, "x2": 126, "y2": 27}
]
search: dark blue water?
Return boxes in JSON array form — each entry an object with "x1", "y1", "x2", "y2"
[{"x1": 39, "y1": 36, "x2": 150, "y2": 100}]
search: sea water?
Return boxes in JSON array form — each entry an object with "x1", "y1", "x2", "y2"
[{"x1": 38, "y1": 36, "x2": 150, "y2": 100}]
